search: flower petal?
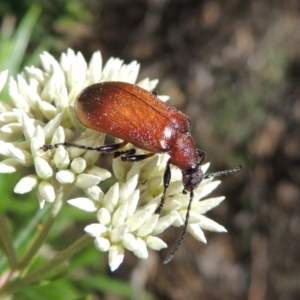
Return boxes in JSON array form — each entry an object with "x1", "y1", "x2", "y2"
[
  {"x1": 111, "y1": 224, "x2": 129, "y2": 243},
  {"x1": 21, "y1": 112, "x2": 35, "y2": 141},
  {"x1": 112, "y1": 202, "x2": 128, "y2": 227},
  {"x1": 87, "y1": 166, "x2": 111, "y2": 181},
  {"x1": 146, "y1": 236, "x2": 167, "y2": 250},
  {"x1": 194, "y1": 180, "x2": 221, "y2": 201},
  {"x1": 70, "y1": 157, "x2": 86, "y2": 173},
  {"x1": 94, "y1": 237, "x2": 110, "y2": 252},
  {"x1": 97, "y1": 208, "x2": 111, "y2": 225},
  {"x1": 75, "y1": 173, "x2": 102, "y2": 188},
  {"x1": 68, "y1": 197, "x2": 98, "y2": 212},
  {"x1": 88, "y1": 51, "x2": 102, "y2": 84},
  {"x1": 43, "y1": 112, "x2": 63, "y2": 142},
  {"x1": 51, "y1": 126, "x2": 66, "y2": 144},
  {"x1": 103, "y1": 183, "x2": 119, "y2": 212},
  {"x1": 137, "y1": 215, "x2": 159, "y2": 237},
  {"x1": 112, "y1": 157, "x2": 130, "y2": 182},
  {"x1": 14, "y1": 175, "x2": 39, "y2": 194},
  {"x1": 84, "y1": 223, "x2": 107, "y2": 237},
  {"x1": 109, "y1": 245, "x2": 124, "y2": 272},
  {"x1": 54, "y1": 146, "x2": 70, "y2": 169},
  {"x1": 0, "y1": 128, "x2": 22, "y2": 142},
  {"x1": 193, "y1": 196, "x2": 225, "y2": 214},
  {"x1": 122, "y1": 233, "x2": 137, "y2": 251},
  {"x1": 85, "y1": 186, "x2": 104, "y2": 202},
  {"x1": 8, "y1": 77, "x2": 30, "y2": 112},
  {"x1": 7, "y1": 145, "x2": 33, "y2": 166},
  {"x1": 201, "y1": 163, "x2": 210, "y2": 174},
  {"x1": 119, "y1": 174, "x2": 138, "y2": 201},
  {"x1": 126, "y1": 209, "x2": 152, "y2": 232},
  {"x1": 34, "y1": 157, "x2": 53, "y2": 179},
  {"x1": 137, "y1": 78, "x2": 158, "y2": 91},
  {"x1": 0, "y1": 70, "x2": 8, "y2": 92},
  {"x1": 0, "y1": 158, "x2": 22, "y2": 173},
  {"x1": 0, "y1": 101, "x2": 12, "y2": 114},
  {"x1": 0, "y1": 112, "x2": 17, "y2": 125},
  {"x1": 188, "y1": 224, "x2": 207, "y2": 243},
  {"x1": 164, "y1": 199, "x2": 182, "y2": 211},
  {"x1": 0, "y1": 141, "x2": 12, "y2": 156},
  {"x1": 82, "y1": 134, "x2": 105, "y2": 164},
  {"x1": 133, "y1": 237, "x2": 148, "y2": 259},
  {"x1": 38, "y1": 99, "x2": 57, "y2": 120},
  {"x1": 31, "y1": 126, "x2": 46, "y2": 158},
  {"x1": 153, "y1": 214, "x2": 178, "y2": 235},
  {"x1": 38, "y1": 181, "x2": 55, "y2": 203},
  {"x1": 127, "y1": 190, "x2": 140, "y2": 216},
  {"x1": 56, "y1": 170, "x2": 75, "y2": 184},
  {"x1": 198, "y1": 215, "x2": 227, "y2": 232}
]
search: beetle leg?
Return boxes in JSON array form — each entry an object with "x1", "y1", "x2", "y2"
[
  {"x1": 121, "y1": 152, "x2": 155, "y2": 162},
  {"x1": 41, "y1": 141, "x2": 129, "y2": 153},
  {"x1": 196, "y1": 149, "x2": 206, "y2": 165},
  {"x1": 155, "y1": 159, "x2": 171, "y2": 214},
  {"x1": 96, "y1": 140, "x2": 129, "y2": 152}
]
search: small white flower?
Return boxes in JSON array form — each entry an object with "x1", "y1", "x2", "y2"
[
  {"x1": 68, "y1": 197, "x2": 99, "y2": 213},
  {"x1": 95, "y1": 237, "x2": 111, "y2": 252},
  {"x1": 109, "y1": 245, "x2": 124, "y2": 272},
  {"x1": 70, "y1": 157, "x2": 86, "y2": 173},
  {"x1": 53, "y1": 146, "x2": 70, "y2": 169},
  {"x1": 34, "y1": 157, "x2": 53, "y2": 179},
  {"x1": 0, "y1": 49, "x2": 228, "y2": 271},
  {"x1": 14, "y1": 175, "x2": 39, "y2": 194},
  {"x1": 38, "y1": 181, "x2": 56, "y2": 203},
  {"x1": 56, "y1": 170, "x2": 76, "y2": 184},
  {"x1": 80, "y1": 176, "x2": 166, "y2": 270},
  {"x1": 134, "y1": 238, "x2": 148, "y2": 259}
]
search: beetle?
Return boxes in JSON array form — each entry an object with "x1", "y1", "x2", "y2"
[{"x1": 42, "y1": 81, "x2": 242, "y2": 263}]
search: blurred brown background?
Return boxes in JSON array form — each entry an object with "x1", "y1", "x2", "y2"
[
  {"x1": 72, "y1": 1, "x2": 300, "y2": 299},
  {"x1": 3, "y1": 0, "x2": 300, "y2": 299}
]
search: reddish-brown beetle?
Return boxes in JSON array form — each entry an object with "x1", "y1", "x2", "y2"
[{"x1": 43, "y1": 81, "x2": 242, "y2": 263}]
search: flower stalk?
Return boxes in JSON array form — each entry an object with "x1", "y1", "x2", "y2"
[
  {"x1": 0, "y1": 235, "x2": 93, "y2": 297},
  {"x1": 18, "y1": 185, "x2": 68, "y2": 269}
]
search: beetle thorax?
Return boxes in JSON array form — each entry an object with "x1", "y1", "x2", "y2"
[
  {"x1": 169, "y1": 135, "x2": 197, "y2": 167},
  {"x1": 169, "y1": 134, "x2": 203, "y2": 191}
]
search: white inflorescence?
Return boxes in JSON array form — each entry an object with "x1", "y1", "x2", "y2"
[{"x1": 0, "y1": 49, "x2": 227, "y2": 271}]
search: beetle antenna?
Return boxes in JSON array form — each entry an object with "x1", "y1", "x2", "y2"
[
  {"x1": 163, "y1": 190, "x2": 194, "y2": 264},
  {"x1": 162, "y1": 165, "x2": 243, "y2": 264},
  {"x1": 204, "y1": 165, "x2": 243, "y2": 180}
]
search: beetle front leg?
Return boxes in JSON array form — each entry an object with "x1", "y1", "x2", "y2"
[
  {"x1": 196, "y1": 149, "x2": 206, "y2": 165},
  {"x1": 155, "y1": 159, "x2": 171, "y2": 214}
]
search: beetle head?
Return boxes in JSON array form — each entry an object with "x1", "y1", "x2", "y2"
[{"x1": 182, "y1": 165, "x2": 204, "y2": 192}]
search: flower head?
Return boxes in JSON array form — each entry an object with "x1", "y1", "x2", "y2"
[{"x1": 0, "y1": 49, "x2": 227, "y2": 271}]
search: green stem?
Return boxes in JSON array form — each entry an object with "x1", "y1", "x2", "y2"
[
  {"x1": 0, "y1": 213, "x2": 18, "y2": 270},
  {"x1": 0, "y1": 234, "x2": 93, "y2": 297},
  {"x1": 18, "y1": 185, "x2": 68, "y2": 270}
]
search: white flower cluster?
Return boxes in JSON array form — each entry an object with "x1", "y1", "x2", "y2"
[{"x1": 0, "y1": 49, "x2": 227, "y2": 271}]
